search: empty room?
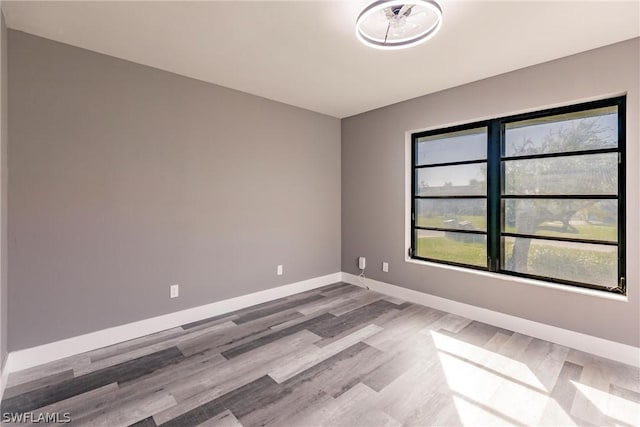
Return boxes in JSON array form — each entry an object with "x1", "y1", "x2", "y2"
[{"x1": 0, "y1": 0, "x2": 638, "y2": 426}]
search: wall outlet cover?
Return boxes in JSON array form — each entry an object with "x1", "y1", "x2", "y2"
[{"x1": 170, "y1": 284, "x2": 179, "y2": 298}]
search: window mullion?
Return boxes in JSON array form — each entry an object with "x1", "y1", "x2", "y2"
[{"x1": 486, "y1": 121, "x2": 502, "y2": 272}]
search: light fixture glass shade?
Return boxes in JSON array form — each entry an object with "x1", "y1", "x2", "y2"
[{"x1": 356, "y1": 0, "x2": 443, "y2": 50}]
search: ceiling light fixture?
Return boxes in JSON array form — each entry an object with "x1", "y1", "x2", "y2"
[{"x1": 356, "y1": 0, "x2": 443, "y2": 50}]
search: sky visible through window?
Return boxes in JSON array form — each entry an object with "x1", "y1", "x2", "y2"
[
  {"x1": 505, "y1": 111, "x2": 617, "y2": 155},
  {"x1": 416, "y1": 111, "x2": 617, "y2": 189}
]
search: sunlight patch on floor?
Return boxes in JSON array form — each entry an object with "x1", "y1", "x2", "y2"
[
  {"x1": 432, "y1": 330, "x2": 569, "y2": 426},
  {"x1": 432, "y1": 331, "x2": 547, "y2": 392},
  {"x1": 572, "y1": 381, "x2": 640, "y2": 426}
]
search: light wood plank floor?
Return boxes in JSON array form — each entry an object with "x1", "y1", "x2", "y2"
[{"x1": 2, "y1": 283, "x2": 639, "y2": 426}]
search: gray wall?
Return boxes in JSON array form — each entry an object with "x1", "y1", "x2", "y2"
[
  {"x1": 0, "y1": 12, "x2": 7, "y2": 368},
  {"x1": 8, "y1": 30, "x2": 341, "y2": 351},
  {"x1": 342, "y1": 38, "x2": 640, "y2": 347}
]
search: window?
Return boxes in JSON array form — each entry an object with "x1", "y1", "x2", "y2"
[
  {"x1": 413, "y1": 126, "x2": 488, "y2": 268},
  {"x1": 410, "y1": 96, "x2": 625, "y2": 294}
]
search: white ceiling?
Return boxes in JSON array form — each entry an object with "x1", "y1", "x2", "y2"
[{"x1": 3, "y1": 1, "x2": 639, "y2": 118}]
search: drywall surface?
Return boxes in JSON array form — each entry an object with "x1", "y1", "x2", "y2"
[
  {"x1": 342, "y1": 38, "x2": 640, "y2": 346},
  {"x1": 8, "y1": 31, "x2": 341, "y2": 350},
  {"x1": 0, "y1": 12, "x2": 7, "y2": 367}
]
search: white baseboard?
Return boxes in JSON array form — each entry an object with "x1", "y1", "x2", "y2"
[
  {"x1": 342, "y1": 272, "x2": 640, "y2": 367},
  {"x1": 7, "y1": 272, "x2": 342, "y2": 373},
  {"x1": 7, "y1": 271, "x2": 638, "y2": 375}
]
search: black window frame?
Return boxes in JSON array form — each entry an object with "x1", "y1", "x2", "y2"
[{"x1": 410, "y1": 96, "x2": 626, "y2": 294}]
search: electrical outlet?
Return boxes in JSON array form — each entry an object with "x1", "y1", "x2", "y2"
[
  {"x1": 358, "y1": 257, "x2": 366, "y2": 270},
  {"x1": 170, "y1": 284, "x2": 179, "y2": 298},
  {"x1": 277, "y1": 264, "x2": 283, "y2": 276},
  {"x1": 382, "y1": 262, "x2": 389, "y2": 272}
]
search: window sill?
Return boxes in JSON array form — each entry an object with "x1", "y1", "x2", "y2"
[{"x1": 404, "y1": 257, "x2": 628, "y2": 302}]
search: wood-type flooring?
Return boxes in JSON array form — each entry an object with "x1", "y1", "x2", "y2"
[{"x1": 2, "y1": 283, "x2": 639, "y2": 426}]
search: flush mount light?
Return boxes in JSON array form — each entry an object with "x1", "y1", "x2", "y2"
[{"x1": 356, "y1": 0, "x2": 443, "y2": 50}]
